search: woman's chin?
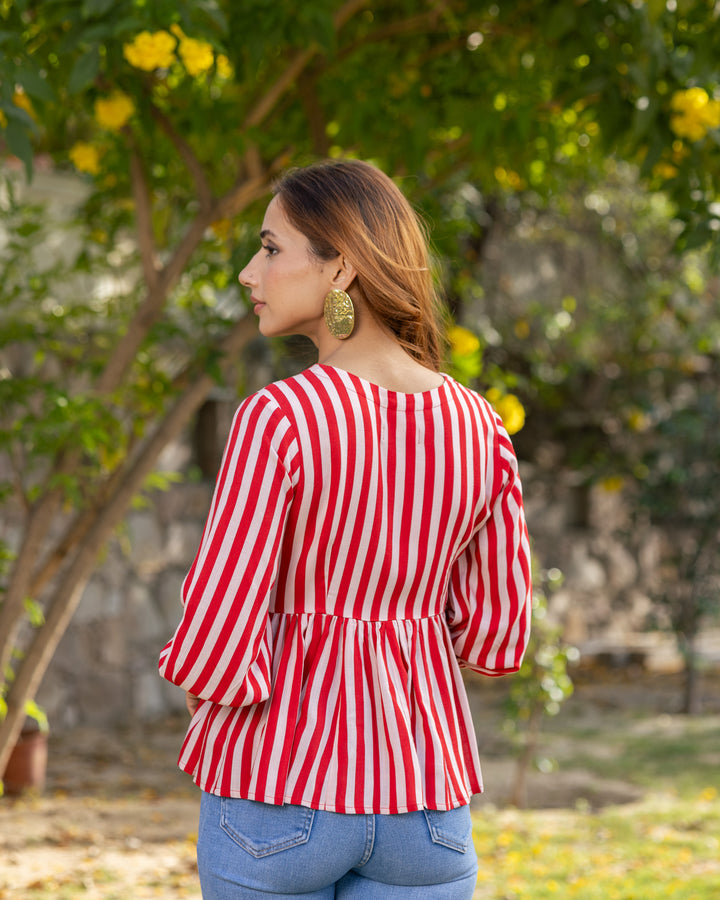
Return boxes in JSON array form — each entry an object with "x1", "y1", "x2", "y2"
[{"x1": 255, "y1": 317, "x2": 274, "y2": 337}]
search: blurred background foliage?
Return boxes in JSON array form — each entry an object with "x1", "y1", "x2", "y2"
[{"x1": 1, "y1": 0, "x2": 719, "y2": 765}]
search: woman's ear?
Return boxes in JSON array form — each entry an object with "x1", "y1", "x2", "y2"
[{"x1": 330, "y1": 255, "x2": 357, "y2": 292}]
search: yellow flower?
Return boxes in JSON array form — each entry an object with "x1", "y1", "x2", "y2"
[
  {"x1": 627, "y1": 408, "x2": 650, "y2": 432},
  {"x1": 514, "y1": 318, "x2": 530, "y2": 339},
  {"x1": 652, "y1": 161, "x2": 678, "y2": 179},
  {"x1": 670, "y1": 87, "x2": 720, "y2": 141},
  {"x1": 210, "y1": 218, "x2": 232, "y2": 240},
  {"x1": 178, "y1": 36, "x2": 214, "y2": 77},
  {"x1": 706, "y1": 103, "x2": 720, "y2": 128},
  {"x1": 448, "y1": 325, "x2": 480, "y2": 356},
  {"x1": 601, "y1": 475, "x2": 625, "y2": 493},
  {"x1": 123, "y1": 30, "x2": 177, "y2": 71},
  {"x1": 486, "y1": 388, "x2": 526, "y2": 435},
  {"x1": 671, "y1": 139, "x2": 689, "y2": 161},
  {"x1": 494, "y1": 166, "x2": 525, "y2": 190},
  {"x1": 0, "y1": 109, "x2": 6, "y2": 128},
  {"x1": 13, "y1": 89, "x2": 35, "y2": 119},
  {"x1": 94, "y1": 91, "x2": 135, "y2": 131},
  {"x1": 69, "y1": 142, "x2": 101, "y2": 175},
  {"x1": 216, "y1": 53, "x2": 233, "y2": 79}
]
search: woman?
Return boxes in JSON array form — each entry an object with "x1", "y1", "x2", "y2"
[{"x1": 159, "y1": 159, "x2": 532, "y2": 898}]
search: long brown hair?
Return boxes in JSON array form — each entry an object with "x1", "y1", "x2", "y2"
[{"x1": 273, "y1": 159, "x2": 444, "y2": 371}]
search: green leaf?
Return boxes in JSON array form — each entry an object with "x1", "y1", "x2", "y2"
[
  {"x1": 198, "y1": 1, "x2": 229, "y2": 34},
  {"x1": 4, "y1": 121, "x2": 33, "y2": 181},
  {"x1": 68, "y1": 45, "x2": 100, "y2": 94},
  {"x1": 82, "y1": 0, "x2": 117, "y2": 17},
  {"x1": 76, "y1": 22, "x2": 117, "y2": 43},
  {"x1": 16, "y1": 68, "x2": 55, "y2": 103},
  {"x1": 111, "y1": 16, "x2": 146, "y2": 37},
  {"x1": 23, "y1": 699, "x2": 49, "y2": 731},
  {"x1": 23, "y1": 597, "x2": 45, "y2": 628},
  {"x1": 544, "y1": 4, "x2": 578, "y2": 40},
  {"x1": 646, "y1": 0, "x2": 666, "y2": 22},
  {"x1": 678, "y1": 222, "x2": 711, "y2": 252}
]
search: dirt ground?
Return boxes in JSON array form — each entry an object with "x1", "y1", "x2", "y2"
[
  {"x1": 1, "y1": 667, "x2": 718, "y2": 899},
  {"x1": 1, "y1": 720, "x2": 202, "y2": 899}
]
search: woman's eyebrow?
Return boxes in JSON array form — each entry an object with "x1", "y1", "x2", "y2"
[{"x1": 260, "y1": 229, "x2": 277, "y2": 240}]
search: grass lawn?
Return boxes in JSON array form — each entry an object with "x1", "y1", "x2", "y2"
[
  {"x1": 472, "y1": 791, "x2": 720, "y2": 899},
  {"x1": 469, "y1": 668, "x2": 720, "y2": 899}
]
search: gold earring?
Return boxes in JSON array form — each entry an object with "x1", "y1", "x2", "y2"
[{"x1": 324, "y1": 289, "x2": 355, "y2": 340}]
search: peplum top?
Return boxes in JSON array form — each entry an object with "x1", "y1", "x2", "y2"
[{"x1": 158, "y1": 363, "x2": 532, "y2": 814}]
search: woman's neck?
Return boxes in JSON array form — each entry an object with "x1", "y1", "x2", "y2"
[{"x1": 317, "y1": 331, "x2": 442, "y2": 393}]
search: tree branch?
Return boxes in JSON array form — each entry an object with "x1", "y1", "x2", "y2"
[
  {"x1": 341, "y1": 7, "x2": 449, "y2": 51},
  {"x1": 244, "y1": 48, "x2": 317, "y2": 131},
  {"x1": 0, "y1": 493, "x2": 62, "y2": 681},
  {"x1": 244, "y1": 143, "x2": 264, "y2": 181},
  {"x1": 96, "y1": 175, "x2": 229, "y2": 393},
  {"x1": 338, "y1": 5, "x2": 530, "y2": 58},
  {"x1": 299, "y1": 71, "x2": 330, "y2": 157},
  {"x1": 26, "y1": 310, "x2": 257, "y2": 600},
  {"x1": 8, "y1": 443, "x2": 30, "y2": 513},
  {"x1": 211, "y1": 161, "x2": 279, "y2": 221},
  {"x1": 94, "y1": 285, "x2": 167, "y2": 395},
  {"x1": 149, "y1": 104, "x2": 213, "y2": 213},
  {"x1": 243, "y1": 0, "x2": 369, "y2": 131},
  {"x1": 128, "y1": 140, "x2": 160, "y2": 293}
]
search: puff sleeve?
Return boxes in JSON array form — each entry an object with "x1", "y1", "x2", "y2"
[
  {"x1": 446, "y1": 423, "x2": 532, "y2": 676},
  {"x1": 158, "y1": 391, "x2": 296, "y2": 706}
]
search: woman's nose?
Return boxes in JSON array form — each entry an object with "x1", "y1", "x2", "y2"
[{"x1": 238, "y1": 260, "x2": 257, "y2": 287}]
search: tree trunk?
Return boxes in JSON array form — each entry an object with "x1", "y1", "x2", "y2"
[
  {"x1": 680, "y1": 632, "x2": 702, "y2": 715},
  {"x1": 0, "y1": 319, "x2": 255, "y2": 775},
  {"x1": 0, "y1": 494, "x2": 63, "y2": 679},
  {"x1": 510, "y1": 704, "x2": 542, "y2": 809}
]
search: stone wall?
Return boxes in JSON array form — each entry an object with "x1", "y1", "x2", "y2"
[
  {"x1": 520, "y1": 459, "x2": 662, "y2": 646},
  {"x1": 37, "y1": 478, "x2": 214, "y2": 730}
]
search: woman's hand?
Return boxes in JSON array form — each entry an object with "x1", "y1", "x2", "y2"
[{"x1": 185, "y1": 691, "x2": 201, "y2": 716}]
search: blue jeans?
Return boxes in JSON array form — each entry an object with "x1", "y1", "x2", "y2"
[{"x1": 197, "y1": 793, "x2": 478, "y2": 898}]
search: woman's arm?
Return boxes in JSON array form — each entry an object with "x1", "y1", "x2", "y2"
[
  {"x1": 447, "y1": 422, "x2": 532, "y2": 675},
  {"x1": 158, "y1": 392, "x2": 296, "y2": 706}
]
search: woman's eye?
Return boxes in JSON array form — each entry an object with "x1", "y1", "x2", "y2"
[{"x1": 262, "y1": 244, "x2": 278, "y2": 256}]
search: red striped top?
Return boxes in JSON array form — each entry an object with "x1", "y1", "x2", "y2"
[{"x1": 158, "y1": 363, "x2": 532, "y2": 814}]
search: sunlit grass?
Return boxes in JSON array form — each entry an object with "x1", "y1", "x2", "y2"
[
  {"x1": 472, "y1": 790, "x2": 720, "y2": 899},
  {"x1": 470, "y1": 675, "x2": 720, "y2": 899},
  {"x1": 542, "y1": 709, "x2": 720, "y2": 799}
]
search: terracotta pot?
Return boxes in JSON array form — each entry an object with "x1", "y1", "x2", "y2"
[{"x1": 2, "y1": 728, "x2": 49, "y2": 796}]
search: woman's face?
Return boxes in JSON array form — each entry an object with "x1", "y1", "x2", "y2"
[{"x1": 238, "y1": 196, "x2": 338, "y2": 342}]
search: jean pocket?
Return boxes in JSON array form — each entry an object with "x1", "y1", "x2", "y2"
[
  {"x1": 220, "y1": 798, "x2": 315, "y2": 858},
  {"x1": 423, "y1": 805, "x2": 472, "y2": 853}
]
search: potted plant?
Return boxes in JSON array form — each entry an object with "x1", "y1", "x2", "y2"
[{"x1": 1, "y1": 699, "x2": 50, "y2": 796}]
